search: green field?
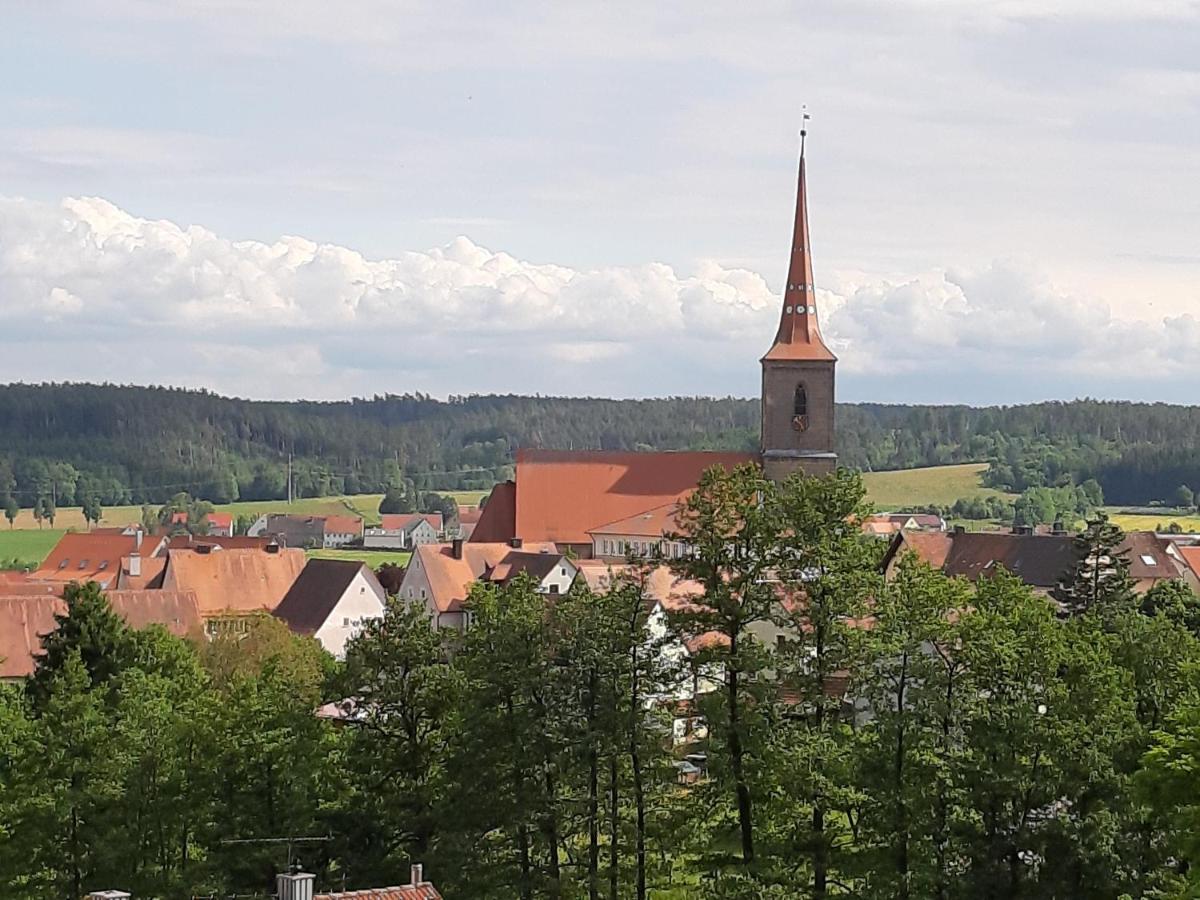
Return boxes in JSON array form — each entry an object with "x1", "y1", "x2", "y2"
[
  {"x1": 306, "y1": 548, "x2": 412, "y2": 567},
  {"x1": 0, "y1": 528, "x2": 65, "y2": 568},
  {"x1": 1108, "y1": 512, "x2": 1200, "y2": 533},
  {"x1": 862, "y1": 463, "x2": 1013, "y2": 510}
]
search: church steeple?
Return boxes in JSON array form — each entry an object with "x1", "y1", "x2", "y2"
[
  {"x1": 759, "y1": 118, "x2": 838, "y2": 482},
  {"x1": 762, "y1": 122, "x2": 835, "y2": 363}
]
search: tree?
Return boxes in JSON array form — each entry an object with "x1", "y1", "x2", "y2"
[
  {"x1": 3, "y1": 495, "x2": 17, "y2": 529},
  {"x1": 333, "y1": 600, "x2": 457, "y2": 884},
  {"x1": 43, "y1": 495, "x2": 56, "y2": 528},
  {"x1": 27, "y1": 582, "x2": 133, "y2": 711},
  {"x1": 32, "y1": 496, "x2": 44, "y2": 530},
  {"x1": 666, "y1": 463, "x2": 779, "y2": 868},
  {"x1": 375, "y1": 562, "x2": 407, "y2": 595},
  {"x1": 769, "y1": 468, "x2": 879, "y2": 896},
  {"x1": 1174, "y1": 484, "x2": 1195, "y2": 510},
  {"x1": 1140, "y1": 578, "x2": 1200, "y2": 636},
  {"x1": 81, "y1": 495, "x2": 103, "y2": 528},
  {"x1": 379, "y1": 483, "x2": 416, "y2": 515},
  {"x1": 1053, "y1": 512, "x2": 1134, "y2": 617}
]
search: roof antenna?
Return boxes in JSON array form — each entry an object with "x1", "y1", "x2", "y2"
[{"x1": 800, "y1": 105, "x2": 811, "y2": 159}]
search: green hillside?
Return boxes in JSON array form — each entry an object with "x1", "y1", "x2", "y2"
[{"x1": 863, "y1": 463, "x2": 1014, "y2": 510}]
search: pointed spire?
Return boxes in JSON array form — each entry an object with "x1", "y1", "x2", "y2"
[{"x1": 763, "y1": 116, "x2": 835, "y2": 362}]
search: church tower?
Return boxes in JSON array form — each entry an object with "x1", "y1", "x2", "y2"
[{"x1": 760, "y1": 129, "x2": 837, "y2": 482}]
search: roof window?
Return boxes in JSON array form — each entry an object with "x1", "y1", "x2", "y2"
[{"x1": 1140, "y1": 554, "x2": 1158, "y2": 566}]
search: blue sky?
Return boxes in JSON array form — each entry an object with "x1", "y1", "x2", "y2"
[{"x1": 1, "y1": 1, "x2": 1198, "y2": 403}]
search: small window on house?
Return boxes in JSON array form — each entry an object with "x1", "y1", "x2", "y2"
[
  {"x1": 58, "y1": 560, "x2": 68, "y2": 569},
  {"x1": 421, "y1": 589, "x2": 427, "y2": 600},
  {"x1": 549, "y1": 584, "x2": 560, "y2": 595},
  {"x1": 560, "y1": 567, "x2": 567, "y2": 576},
  {"x1": 1140, "y1": 554, "x2": 1157, "y2": 566},
  {"x1": 78, "y1": 559, "x2": 89, "y2": 570},
  {"x1": 343, "y1": 617, "x2": 351, "y2": 626}
]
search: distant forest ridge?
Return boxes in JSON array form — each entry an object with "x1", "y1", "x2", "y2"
[{"x1": 0, "y1": 383, "x2": 1197, "y2": 507}]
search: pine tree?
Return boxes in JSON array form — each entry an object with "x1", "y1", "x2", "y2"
[{"x1": 1053, "y1": 512, "x2": 1134, "y2": 616}]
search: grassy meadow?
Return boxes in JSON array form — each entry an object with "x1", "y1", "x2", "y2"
[
  {"x1": 862, "y1": 463, "x2": 1014, "y2": 510},
  {"x1": 306, "y1": 548, "x2": 413, "y2": 566}
]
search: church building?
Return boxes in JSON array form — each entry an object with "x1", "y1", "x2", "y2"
[{"x1": 472, "y1": 137, "x2": 837, "y2": 555}]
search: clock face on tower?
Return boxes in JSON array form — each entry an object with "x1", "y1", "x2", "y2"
[{"x1": 792, "y1": 414, "x2": 809, "y2": 433}]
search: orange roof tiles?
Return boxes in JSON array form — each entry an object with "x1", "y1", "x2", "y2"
[
  {"x1": 380, "y1": 513, "x2": 442, "y2": 532},
  {"x1": 413, "y1": 541, "x2": 558, "y2": 613},
  {"x1": 588, "y1": 501, "x2": 685, "y2": 539},
  {"x1": 509, "y1": 449, "x2": 757, "y2": 546},
  {"x1": 34, "y1": 532, "x2": 149, "y2": 588},
  {"x1": 206, "y1": 512, "x2": 234, "y2": 528},
  {"x1": 0, "y1": 590, "x2": 201, "y2": 679},
  {"x1": 161, "y1": 547, "x2": 306, "y2": 616},
  {"x1": 315, "y1": 886, "x2": 441, "y2": 900},
  {"x1": 116, "y1": 554, "x2": 167, "y2": 590},
  {"x1": 324, "y1": 515, "x2": 364, "y2": 535}
]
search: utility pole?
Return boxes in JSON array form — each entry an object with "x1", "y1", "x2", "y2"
[{"x1": 287, "y1": 452, "x2": 293, "y2": 505}]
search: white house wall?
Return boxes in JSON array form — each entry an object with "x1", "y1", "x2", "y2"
[{"x1": 312, "y1": 569, "x2": 387, "y2": 658}]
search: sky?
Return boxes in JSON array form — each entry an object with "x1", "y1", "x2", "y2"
[{"x1": 0, "y1": 0, "x2": 1198, "y2": 405}]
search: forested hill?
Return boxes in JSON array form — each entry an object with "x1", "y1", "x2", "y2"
[{"x1": 0, "y1": 383, "x2": 1197, "y2": 507}]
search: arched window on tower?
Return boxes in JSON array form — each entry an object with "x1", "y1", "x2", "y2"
[{"x1": 792, "y1": 383, "x2": 809, "y2": 433}]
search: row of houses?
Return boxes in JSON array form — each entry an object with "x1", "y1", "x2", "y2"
[{"x1": 246, "y1": 509, "x2": 479, "y2": 550}]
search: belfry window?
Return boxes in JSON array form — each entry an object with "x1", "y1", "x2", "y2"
[{"x1": 794, "y1": 384, "x2": 808, "y2": 418}]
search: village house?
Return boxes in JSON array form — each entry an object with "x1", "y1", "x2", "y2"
[
  {"x1": 587, "y1": 501, "x2": 693, "y2": 561},
  {"x1": 322, "y1": 514, "x2": 364, "y2": 548},
  {"x1": 247, "y1": 513, "x2": 328, "y2": 548},
  {"x1": 0, "y1": 590, "x2": 202, "y2": 682},
  {"x1": 398, "y1": 538, "x2": 562, "y2": 630},
  {"x1": 273, "y1": 558, "x2": 387, "y2": 657},
  {"x1": 31, "y1": 530, "x2": 165, "y2": 590},
  {"x1": 158, "y1": 544, "x2": 307, "y2": 635},
  {"x1": 882, "y1": 526, "x2": 1198, "y2": 596},
  {"x1": 204, "y1": 512, "x2": 235, "y2": 537},
  {"x1": 364, "y1": 512, "x2": 443, "y2": 550}
]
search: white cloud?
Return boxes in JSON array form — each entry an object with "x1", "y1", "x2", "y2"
[{"x1": 0, "y1": 194, "x2": 1198, "y2": 402}]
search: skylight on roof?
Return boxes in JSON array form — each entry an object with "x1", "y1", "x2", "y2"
[{"x1": 1140, "y1": 554, "x2": 1158, "y2": 566}]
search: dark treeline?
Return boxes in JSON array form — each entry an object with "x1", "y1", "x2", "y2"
[
  {"x1": 2, "y1": 383, "x2": 1199, "y2": 506},
  {"x1": 7, "y1": 469, "x2": 1200, "y2": 898}
]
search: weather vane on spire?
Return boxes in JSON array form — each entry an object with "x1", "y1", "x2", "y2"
[{"x1": 800, "y1": 105, "x2": 811, "y2": 158}]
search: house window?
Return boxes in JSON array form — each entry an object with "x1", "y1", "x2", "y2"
[
  {"x1": 343, "y1": 617, "x2": 351, "y2": 626},
  {"x1": 549, "y1": 584, "x2": 560, "y2": 595},
  {"x1": 560, "y1": 567, "x2": 567, "y2": 576}
]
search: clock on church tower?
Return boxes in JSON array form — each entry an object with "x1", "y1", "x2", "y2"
[{"x1": 760, "y1": 131, "x2": 838, "y2": 483}]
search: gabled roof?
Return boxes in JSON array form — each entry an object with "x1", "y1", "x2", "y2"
[
  {"x1": 0, "y1": 590, "x2": 201, "y2": 679},
  {"x1": 164, "y1": 534, "x2": 275, "y2": 553},
  {"x1": 324, "y1": 515, "x2": 364, "y2": 535},
  {"x1": 315, "y1": 884, "x2": 441, "y2": 900},
  {"x1": 161, "y1": 547, "x2": 306, "y2": 616},
  {"x1": 487, "y1": 551, "x2": 571, "y2": 585},
  {"x1": 1177, "y1": 545, "x2": 1200, "y2": 581},
  {"x1": 501, "y1": 449, "x2": 757, "y2": 546},
  {"x1": 117, "y1": 554, "x2": 168, "y2": 590},
  {"x1": 574, "y1": 561, "x2": 705, "y2": 613},
  {"x1": 34, "y1": 532, "x2": 155, "y2": 587},
  {"x1": 206, "y1": 512, "x2": 234, "y2": 529},
  {"x1": 470, "y1": 482, "x2": 516, "y2": 543},
  {"x1": 274, "y1": 559, "x2": 376, "y2": 635},
  {"x1": 380, "y1": 513, "x2": 442, "y2": 532},
  {"x1": 1124, "y1": 531, "x2": 1186, "y2": 580},
  {"x1": 412, "y1": 541, "x2": 558, "y2": 613},
  {"x1": 588, "y1": 501, "x2": 684, "y2": 539}
]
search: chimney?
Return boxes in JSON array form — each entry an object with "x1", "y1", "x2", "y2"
[
  {"x1": 510, "y1": 537, "x2": 523, "y2": 549},
  {"x1": 196, "y1": 543, "x2": 212, "y2": 555},
  {"x1": 135, "y1": 529, "x2": 143, "y2": 550},
  {"x1": 410, "y1": 862, "x2": 425, "y2": 886},
  {"x1": 276, "y1": 871, "x2": 315, "y2": 900},
  {"x1": 266, "y1": 541, "x2": 280, "y2": 554},
  {"x1": 1051, "y1": 518, "x2": 1067, "y2": 536},
  {"x1": 128, "y1": 552, "x2": 141, "y2": 577},
  {"x1": 451, "y1": 538, "x2": 464, "y2": 560}
]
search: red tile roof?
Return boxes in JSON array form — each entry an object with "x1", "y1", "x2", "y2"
[
  {"x1": 206, "y1": 512, "x2": 234, "y2": 529},
  {"x1": 324, "y1": 515, "x2": 364, "y2": 535},
  {"x1": 161, "y1": 547, "x2": 306, "y2": 616},
  {"x1": 509, "y1": 449, "x2": 757, "y2": 546},
  {"x1": 470, "y1": 482, "x2": 516, "y2": 543},
  {"x1": 0, "y1": 590, "x2": 201, "y2": 679},
  {"x1": 380, "y1": 513, "x2": 442, "y2": 532},
  {"x1": 315, "y1": 887, "x2": 441, "y2": 900},
  {"x1": 588, "y1": 501, "x2": 685, "y2": 539},
  {"x1": 34, "y1": 532, "x2": 150, "y2": 587},
  {"x1": 457, "y1": 506, "x2": 483, "y2": 525},
  {"x1": 412, "y1": 541, "x2": 558, "y2": 613}
]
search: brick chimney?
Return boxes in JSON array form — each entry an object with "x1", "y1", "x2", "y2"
[
  {"x1": 451, "y1": 538, "x2": 464, "y2": 560},
  {"x1": 276, "y1": 871, "x2": 315, "y2": 900}
]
